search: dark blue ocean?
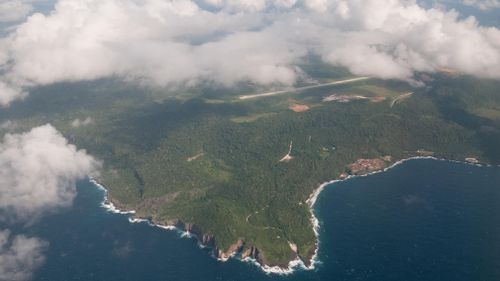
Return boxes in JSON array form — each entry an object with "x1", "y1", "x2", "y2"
[{"x1": 8, "y1": 159, "x2": 500, "y2": 281}]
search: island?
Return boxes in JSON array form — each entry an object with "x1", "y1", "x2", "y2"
[{"x1": 2, "y1": 64, "x2": 500, "y2": 270}]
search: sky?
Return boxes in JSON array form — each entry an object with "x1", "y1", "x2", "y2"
[{"x1": 0, "y1": 1, "x2": 499, "y2": 280}]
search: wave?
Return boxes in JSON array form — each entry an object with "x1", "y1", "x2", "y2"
[{"x1": 89, "y1": 156, "x2": 492, "y2": 275}]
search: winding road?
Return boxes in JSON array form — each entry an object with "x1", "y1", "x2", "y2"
[{"x1": 390, "y1": 92, "x2": 413, "y2": 108}]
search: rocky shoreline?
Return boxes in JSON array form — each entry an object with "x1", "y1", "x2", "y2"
[
  {"x1": 91, "y1": 155, "x2": 488, "y2": 274},
  {"x1": 91, "y1": 179, "x2": 289, "y2": 272}
]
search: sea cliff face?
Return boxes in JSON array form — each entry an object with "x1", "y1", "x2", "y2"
[
  {"x1": 146, "y1": 217, "x2": 307, "y2": 270},
  {"x1": 168, "y1": 219, "x2": 275, "y2": 266}
]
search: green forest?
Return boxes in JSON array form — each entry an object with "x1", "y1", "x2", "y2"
[{"x1": 2, "y1": 67, "x2": 500, "y2": 267}]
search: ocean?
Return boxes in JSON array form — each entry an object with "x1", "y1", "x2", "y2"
[{"x1": 8, "y1": 158, "x2": 499, "y2": 281}]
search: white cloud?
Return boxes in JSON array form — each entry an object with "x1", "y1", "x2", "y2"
[
  {"x1": 313, "y1": 1, "x2": 500, "y2": 80},
  {"x1": 71, "y1": 117, "x2": 93, "y2": 128},
  {"x1": 462, "y1": 0, "x2": 500, "y2": 10},
  {"x1": 0, "y1": 230, "x2": 47, "y2": 281},
  {"x1": 0, "y1": 81, "x2": 26, "y2": 106},
  {"x1": 0, "y1": 123, "x2": 98, "y2": 280},
  {"x1": 0, "y1": 1, "x2": 33, "y2": 23},
  {"x1": 0, "y1": 0, "x2": 499, "y2": 105},
  {"x1": 304, "y1": 0, "x2": 329, "y2": 12},
  {"x1": 0, "y1": 124, "x2": 100, "y2": 222}
]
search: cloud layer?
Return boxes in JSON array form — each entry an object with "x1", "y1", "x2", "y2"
[
  {"x1": 0, "y1": 0, "x2": 499, "y2": 105},
  {"x1": 0, "y1": 230, "x2": 48, "y2": 281},
  {"x1": 0, "y1": 124, "x2": 100, "y2": 222},
  {"x1": 0, "y1": 0, "x2": 33, "y2": 23}
]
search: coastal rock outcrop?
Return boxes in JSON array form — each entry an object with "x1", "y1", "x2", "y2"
[
  {"x1": 202, "y1": 233, "x2": 215, "y2": 247},
  {"x1": 219, "y1": 239, "x2": 245, "y2": 260},
  {"x1": 241, "y1": 246, "x2": 260, "y2": 261}
]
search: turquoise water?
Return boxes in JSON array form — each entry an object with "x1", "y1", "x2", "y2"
[{"x1": 5, "y1": 159, "x2": 499, "y2": 281}]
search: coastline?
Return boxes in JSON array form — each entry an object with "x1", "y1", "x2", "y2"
[
  {"x1": 90, "y1": 177, "x2": 310, "y2": 274},
  {"x1": 89, "y1": 156, "x2": 490, "y2": 275},
  {"x1": 303, "y1": 155, "x2": 490, "y2": 270},
  {"x1": 90, "y1": 178, "x2": 185, "y2": 233}
]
